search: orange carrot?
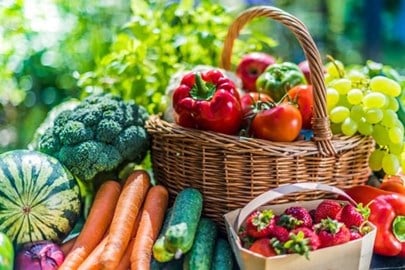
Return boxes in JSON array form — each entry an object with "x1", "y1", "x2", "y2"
[
  {"x1": 77, "y1": 236, "x2": 107, "y2": 270},
  {"x1": 116, "y1": 237, "x2": 135, "y2": 270},
  {"x1": 78, "y1": 210, "x2": 143, "y2": 270},
  {"x1": 130, "y1": 185, "x2": 169, "y2": 269},
  {"x1": 59, "y1": 180, "x2": 122, "y2": 270},
  {"x1": 100, "y1": 170, "x2": 151, "y2": 270},
  {"x1": 60, "y1": 236, "x2": 77, "y2": 256}
]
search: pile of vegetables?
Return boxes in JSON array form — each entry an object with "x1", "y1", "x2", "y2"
[{"x1": 55, "y1": 171, "x2": 234, "y2": 269}]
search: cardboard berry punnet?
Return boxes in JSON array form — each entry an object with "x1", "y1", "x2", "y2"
[{"x1": 224, "y1": 183, "x2": 377, "y2": 270}]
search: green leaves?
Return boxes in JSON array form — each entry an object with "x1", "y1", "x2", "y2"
[{"x1": 79, "y1": 0, "x2": 275, "y2": 115}]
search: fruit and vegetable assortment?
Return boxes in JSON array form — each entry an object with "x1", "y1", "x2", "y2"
[
  {"x1": 0, "y1": 41, "x2": 404, "y2": 270},
  {"x1": 171, "y1": 52, "x2": 405, "y2": 177},
  {"x1": 238, "y1": 200, "x2": 372, "y2": 259}
]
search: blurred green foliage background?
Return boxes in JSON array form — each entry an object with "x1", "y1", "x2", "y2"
[{"x1": 1, "y1": 0, "x2": 405, "y2": 153}]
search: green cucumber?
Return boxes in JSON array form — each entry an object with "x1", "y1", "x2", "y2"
[
  {"x1": 164, "y1": 188, "x2": 203, "y2": 256},
  {"x1": 212, "y1": 238, "x2": 234, "y2": 270},
  {"x1": 153, "y1": 208, "x2": 175, "y2": 263},
  {"x1": 150, "y1": 257, "x2": 184, "y2": 270},
  {"x1": 183, "y1": 218, "x2": 218, "y2": 270}
]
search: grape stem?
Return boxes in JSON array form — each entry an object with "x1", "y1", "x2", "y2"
[{"x1": 326, "y1": 55, "x2": 345, "y2": 78}]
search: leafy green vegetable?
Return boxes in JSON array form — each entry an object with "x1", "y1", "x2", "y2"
[
  {"x1": 34, "y1": 93, "x2": 150, "y2": 183},
  {"x1": 78, "y1": 0, "x2": 275, "y2": 114}
]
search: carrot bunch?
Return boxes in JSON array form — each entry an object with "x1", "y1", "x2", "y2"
[{"x1": 59, "y1": 170, "x2": 169, "y2": 270}]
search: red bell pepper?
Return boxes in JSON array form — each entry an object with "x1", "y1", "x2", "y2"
[
  {"x1": 172, "y1": 69, "x2": 242, "y2": 135},
  {"x1": 344, "y1": 185, "x2": 405, "y2": 257}
]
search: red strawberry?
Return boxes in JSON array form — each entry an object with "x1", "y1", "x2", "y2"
[
  {"x1": 349, "y1": 228, "x2": 363, "y2": 241},
  {"x1": 290, "y1": 227, "x2": 320, "y2": 251},
  {"x1": 269, "y1": 225, "x2": 290, "y2": 242},
  {"x1": 284, "y1": 227, "x2": 320, "y2": 259},
  {"x1": 316, "y1": 218, "x2": 351, "y2": 248},
  {"x1": 245, "y1": 209, "x2": 275, "y2": 238},
  {"x1": 249, "y1": 238, "x2": 278, "y2": 257},
  {"x1": 284, "y1": 206, "x2": 313, "y2": 228},
  {"x1": 238, "y1": 225, "x2": 255, "y2": 249},
  {"x1": 337, "y1": 203, "x2": 370, "y2": 228},
  {"x1": 314, "y1": 200, "x2": 343, "y2": 223}
]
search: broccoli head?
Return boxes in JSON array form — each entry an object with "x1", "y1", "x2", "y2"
[{"x1": 36, "y1": 93, "x2": 150, "y2": 182}]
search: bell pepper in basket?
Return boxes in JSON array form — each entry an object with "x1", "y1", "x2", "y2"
[
  {"x1": 256, "y1": 62, "x2": 305, "y2": 102},
  {"x1": 172, "y1": 69, "x2": 242, "y2": 135},
  {"x1": 344, "y1": 185, "x2": 405, "y2": 257}
]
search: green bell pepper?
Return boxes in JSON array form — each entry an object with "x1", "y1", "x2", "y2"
[
  {"x1": 256, "y1": 62, "x2": 305, "y2": 102},
  {"x1": 0, "y1": 232, "x2": 14, "y2": 270}
]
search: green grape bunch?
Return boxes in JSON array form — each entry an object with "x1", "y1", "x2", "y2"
[{"x1": 324, "y1": 59, "x2": 405, "y2": 176}]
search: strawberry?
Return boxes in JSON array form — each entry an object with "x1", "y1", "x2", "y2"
[
  {"x1": 337, "y1": 203, "x2": 370, "y2": 228},
  {"x1": 238, "y1": 225, "x2": 255, "y2": 249},
  {"x1": 315, "y1": 218, "x2": 351, "y2": 248},
  {"x1": 269, "y1": 225, "x2": 290, "y2": 242},
  {"x1": 284, "y1": 227, "x2": 320, "y2": 259},
  {"x1": 349, "y1": 228, "x2": 363, "y2": 241},
  {"x1": 290, "y1": 227, "x2": 320, "y2": 251},
  {"x1": 314, "y1": 200, "x2": 343, "y2": 223},
  {"x1": 284, "y1": 206, "x2": 313, "y2": 228},
  {"x1": 245, "y1": 209, "x2": 275, "y2": 238},
  {"x1": 249, "y1": 238, "x2": 278, "y2": 257}
]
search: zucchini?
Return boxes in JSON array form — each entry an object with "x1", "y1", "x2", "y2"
[
  {"x1": 164, "y1": 188, "x2": 203, "y2": 256},
  {"x1": 153, "y1": 208, "x2": 175, "y2": 263},
  {"x1": 211, "y1": 238, "x2": 234, "y2": 270},
  {"x1": 183, "y1": 218, "x2": 218, "y2": 270}
]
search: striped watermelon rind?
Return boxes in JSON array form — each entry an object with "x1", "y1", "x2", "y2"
[{"x1": 0, "y1": 149, "x2": 81, "y2": 246}]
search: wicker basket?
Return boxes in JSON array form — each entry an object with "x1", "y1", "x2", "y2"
[{"x1": 146, "y1": 6, "x2": 374, "y2": 230}]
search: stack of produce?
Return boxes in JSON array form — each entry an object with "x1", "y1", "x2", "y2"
[{"x1": 151, "y1": 188, "x2": 234, "y2": 270}]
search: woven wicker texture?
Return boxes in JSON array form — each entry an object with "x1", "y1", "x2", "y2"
[{"x1": 146, "y1": 6, "x2": 374, "y2": 231}]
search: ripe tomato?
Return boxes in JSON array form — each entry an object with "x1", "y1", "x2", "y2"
[
  {"x1": 251, "y1": 103, "x2": 302, "y2": 142},
  {"x1": 240, "y1": 92, "x2": 273, "y2": 116},
  {"x1": 286, "y1": 85, "x2": 313, "y2": 129}
]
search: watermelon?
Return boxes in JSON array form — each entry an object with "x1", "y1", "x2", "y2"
[{"x1": 0, "y1": 150, "x2": 81, "y2": 246}]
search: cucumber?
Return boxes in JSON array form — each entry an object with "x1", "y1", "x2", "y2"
[
  {"x1": 164, "y1": 188, "x2": 203, "y2": 256},
  {"x1": 153, "y1": 208, "x2": 175, "y2": 263},
  {"x1": 183, "y1": 218, "x2": 218, "y2": 270},
  {"x1": 211, "y1": 238, "x2": 234, "y2": 270},
  {"x1": 150, "y1": 257, "x2": 184, "y2": 270}
]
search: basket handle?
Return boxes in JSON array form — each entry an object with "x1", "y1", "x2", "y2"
[
  {"x1": 235, "y1": 182, "x2": 356, "y2": 230},
  {"x1": 220, "y1": 6, "x2": 336, "y2": 156}
]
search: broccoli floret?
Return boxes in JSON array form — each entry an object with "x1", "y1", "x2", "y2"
[{"x1": 35, "y1": 93, "x2": 150, "y2": 182}]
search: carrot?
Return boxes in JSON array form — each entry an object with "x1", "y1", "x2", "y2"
[
  {"x1": 77, "y1": 236, "x2": 107, "y2": 270},
  {"x1": 116, "y1": 237, "x2": 135, "y2": 270},
  {"x1": 130, "y1": 185, "x2": 169, "y2": 269},
  {"x1": 59, "y1": 180, "x2": 122, "y2": 270},
  {"x1": 78, "y1": 210, "x2": 143, "y2": 270},
  {"x1": 100, "y1": 170, "x2": 151, "y2": 270},
  {"x1": 60, "y1": 236, "x2": 77, "y2": 256}
]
